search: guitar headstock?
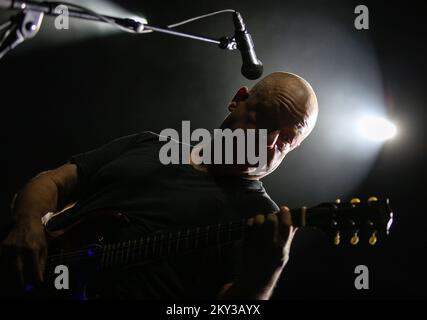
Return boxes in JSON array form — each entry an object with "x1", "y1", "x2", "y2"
[{"x1": 296, "y1": 197, "x2": 393, "y2": 246}]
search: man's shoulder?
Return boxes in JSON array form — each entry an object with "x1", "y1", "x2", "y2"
[
  {"x1": 252, "y1": 187, "x2": 280, "y2": 213},
  {"x1": 116, "y1": 130, "x2": 161, "y2": 146},
  {"x1": 126, "y1": 130, "x2": 184, "y2": 144},
  {"x1": 234, "y1": 180, "x2": 280, "y2": 214},
  {"x1": 131, "y1": 130, "x2": 161, "y2": 140}
]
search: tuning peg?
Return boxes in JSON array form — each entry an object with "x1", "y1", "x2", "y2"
[
  {"x1": 333, "y1": 231, "x2": 341, "y2": 245},
  {"x1": 368, "y1": 196, "x2": 378, "y2": 202},
  {"x1": 350, "y1": 198, "x2": 361, "y2": 204},
  {"x1": 335, "y1": 198, "x2": 341, "y2": 204},
  {"x1": 350, "y1": 232, "x2": 359, "y2": 245},
  {"x1": 369, "y1": 232, "x2": 377, "y2": 245}
]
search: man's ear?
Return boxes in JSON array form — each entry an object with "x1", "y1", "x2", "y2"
[{"x1": 228, "y1": 87, "x2": 249, "y2": 112}]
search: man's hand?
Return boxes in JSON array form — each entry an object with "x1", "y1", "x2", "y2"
[
  {"x1": 0, "y1": 219, "x2": 47, "y2": 289},
  {"x1": 0, "y1": 163, "x2": 78, "y2": 292},
  {"x1": 219, "y1": 206, "x2": 296, "y2": 300},
  {"x1": 241, "y1": 206, "x2": 296, "y2": 276}
]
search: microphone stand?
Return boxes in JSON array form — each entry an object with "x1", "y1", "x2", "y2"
[
  {"x1": 0, "y1": 9, "x2": 43, "y2": 59},
  {"x1": 0, "y1": 0, "x2": 237, "y2": 60}
]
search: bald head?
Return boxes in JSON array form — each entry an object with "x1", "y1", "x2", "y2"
[
  {"x1": 215, "y1": 71, "x2": 318, "y2": 179},
  {"x1": 250, "y1": 72, "x2": 318, "y2": 137}
]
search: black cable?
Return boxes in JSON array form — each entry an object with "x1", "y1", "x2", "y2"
[
  {"x1": 0, "y1": 20, "x2": 11, "y2": 32},
  {"x1": 45, "y1": 2, "x2": 235, "y2": 34}
]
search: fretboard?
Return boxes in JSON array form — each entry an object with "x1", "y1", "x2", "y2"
[
  {"x1": 102, "y1": 220, "x2": 247, "y2": 269},
  {"x1": 44, "y1": 208, "x2": 307, "y2": 274}
]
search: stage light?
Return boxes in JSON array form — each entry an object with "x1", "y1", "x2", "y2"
[
  {"x1": 256, "y1": 7, "x2": 397, "y2": 206},
  {"x1": 357, "y1": 116, "x2": 397, "y2": 141}
]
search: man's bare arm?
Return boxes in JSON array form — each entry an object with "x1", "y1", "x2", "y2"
[
  {"x1": 11, "y1": 163, "x2": 79, "y2": 225},
  {"x1": 0, "y1": 163, "x2": 79, "y2": 286},
  {"x1": 218, "y1": 265, "x2": 286, "y2": 300}
]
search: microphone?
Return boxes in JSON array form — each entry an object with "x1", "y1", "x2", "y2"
[{"x1": 233, "y1": 11, "x2": 263, "y2": 80}]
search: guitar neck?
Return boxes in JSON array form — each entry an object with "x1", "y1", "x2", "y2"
[
  {"x1": 102, "y1": 208, "x2": 314, "y2": 267},
  {"x1": 44, "y1": 208, "x2": 308, "y2": 273},
  {"x1": 43, "y1": 197, "x2": 392, "y2": 277}
]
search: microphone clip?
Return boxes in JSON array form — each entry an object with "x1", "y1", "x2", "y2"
[
  {"x1": 218, "y1": 36, "x2": 237, "y2": 50},
  {"x1": 0, "y1": 9, "x2": 44, "y2": 60},
  {"x1": 217, "y1": 11, "x2": 248, "y2": 51}
]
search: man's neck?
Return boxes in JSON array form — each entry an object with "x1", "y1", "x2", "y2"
[{"x1": 188, "y1": 143, "x2": 260, "y2": 181}]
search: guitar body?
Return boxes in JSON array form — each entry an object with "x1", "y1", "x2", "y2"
[
  {"x1": 45, "y1": 210, "x2": 130, "y2": 252},
  {"x1": 34, "y1": 211, "x2": 131, "y2": 300}
]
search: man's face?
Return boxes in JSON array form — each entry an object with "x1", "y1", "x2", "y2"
[
  {"x1": 220, "y1": 89, "x2": 305, "y2": 178},
  {"x1": 218, "y1": 72, "x2": 318, "y2": 179}
]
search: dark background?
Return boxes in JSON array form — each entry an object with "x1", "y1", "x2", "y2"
[{"x1": 0, "y1": 0, "x2": 426, "y2": 299}]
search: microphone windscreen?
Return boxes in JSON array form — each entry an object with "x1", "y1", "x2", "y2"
[{"x1": 241, "y1": 61, "x2": 263, "y2": 80}]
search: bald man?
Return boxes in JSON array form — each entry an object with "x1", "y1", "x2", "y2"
[{"x1": 0, "y1": 72, "x2": 318, "y2": 300}]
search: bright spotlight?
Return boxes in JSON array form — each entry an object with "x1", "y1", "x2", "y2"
[{"x1": 357, "y1": 116, "x2": 397, "y2": 141}]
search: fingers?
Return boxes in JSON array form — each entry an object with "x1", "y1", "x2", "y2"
[
  {"x1": 246, "y1": 215, "x2": 261, "y2": 248},
  {"x1": 247, "y1": 214, "x2": 278, "y2": 244},
  {"x1": 240, "y1": 206, "x2": 298, "y2": 272},
  {"x1": 0, "y1": 224, "x2": 47, "y2": 294},
  {"x1": 278, "y1": 206, "x2": 293, "y2": 246},
  {"x1": 24, "y1": 252, "x2": 38, "y2": 285},
  {"x1": 38, "y1": 246, "x2": 47, "y2": 282},
  {"x1": 0, "y1": 245, "x2": 45, "y2": 289},
  {"x1": 246, "y1": 208, "x2": 293, "y2": 240},
  {"x1": 16, "y1": 253, "x2": 25, "y2": 286},
  {"x1": 20, "y1": 249, "x2": 37, "y2": 287},
  {"x1": 246, "y1": 216, "x2": 255, "y2": 244},
  {"x1": 245, "y1": 207, "x2": 296, "y2": 251},
  {"x1": 255, "y1": 214, "x2": 271, "y2": 244},
  {"x1": 1, "y1": 246, "x2": 25, "y2": 288}
]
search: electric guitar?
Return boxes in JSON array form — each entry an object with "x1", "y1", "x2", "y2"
[{"x1": 23, "y1": 196, "x2": 394, "y2": 299}]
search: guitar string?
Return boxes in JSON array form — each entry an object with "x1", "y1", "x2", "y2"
[
  {"x1": 45, "y1": 208, "x2": 306, "y2": 261},
  {"x1": 45, "y1": 220, "x2": 247, "y2": 266},
  {"x1": 46, "y1": 219, "x2": 246, "y2": 259},
  {"x1": 45, "y1": 206, "x2": 308, "y2": 264},
  {"x1": 44, "y1": 207, "x2": 308, "y2": 265},
  {"x1": 43, "y1": 237, "x2": 242, "y2": 274},
  {"x1": 44, "y1": 206, "x2": 376, "y2": 270},
  {"x1": 44, "y1": 227, "x2": 245, "y2": 272},
  {"x1": 46, "y1": 223, "x2": 245, "y2": 265}
]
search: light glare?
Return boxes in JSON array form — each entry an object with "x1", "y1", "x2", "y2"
[{"x1": 357, "y1": 116, "x2": 397, "y2": 141}]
